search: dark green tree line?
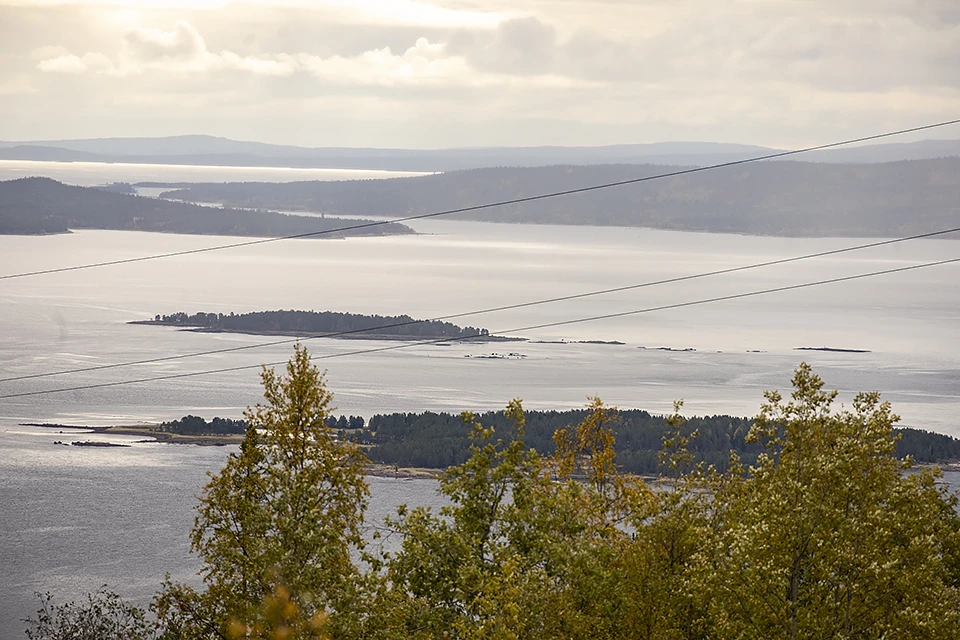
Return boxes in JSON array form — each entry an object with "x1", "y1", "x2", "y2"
[{"x1": 146, "y1": 309, "x2": 488, "y2": 340}]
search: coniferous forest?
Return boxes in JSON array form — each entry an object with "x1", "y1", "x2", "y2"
[{"x1": 158, "y1": 407, "x2": 960, "y2": 474}]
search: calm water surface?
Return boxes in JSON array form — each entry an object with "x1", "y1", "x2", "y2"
[
  {"x1": 1, "y1": 219, "x2": 958, "y2": 432},
  {"x1": 0, "y1": 159, "x2": 426, "y2": 186}
]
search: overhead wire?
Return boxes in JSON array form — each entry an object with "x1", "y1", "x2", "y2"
[
  {"x1": 1, "y1": 225, "x2": 958, "y2": 385},
  {"x1": 1, "y1": 118, "x2": 958, "y2": 282},
  {"x1": 2, "y1": 255, "x2": 957, "y2": 399}
]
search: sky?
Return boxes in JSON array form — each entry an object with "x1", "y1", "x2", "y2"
[{"x1": 0, "y1": 0, "x2": 958, "y2": 148}]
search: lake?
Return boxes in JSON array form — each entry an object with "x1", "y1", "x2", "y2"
[
  {"x1": 1, "y1": 163, "x2": 959, "y2": 636},
  {"x1": 1, "y1": 219, "x2": 958, "y2": 433}
]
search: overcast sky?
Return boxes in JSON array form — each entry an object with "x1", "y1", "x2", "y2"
[{"x1": 0, "y1": 0, "x2": 957, "y2": 148}]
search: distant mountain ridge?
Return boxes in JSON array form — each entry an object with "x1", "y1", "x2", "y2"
[{"x1": 1, "y1": 134, "x2": 957, "y2": 172}]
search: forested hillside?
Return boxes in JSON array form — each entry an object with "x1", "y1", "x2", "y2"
[
  {"x1": 0, "y1": 177, "x2": 412, "y2": 237},
  {"x1": 161, "y1": 157, "x2": 960, "y2": 237}
]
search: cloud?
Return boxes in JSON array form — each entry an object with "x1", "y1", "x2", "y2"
[
  {"x1": 467, "y1": 17, "x2": 558, "y2": 75},
  {"x1": 446, "y1": 16, "x2": 645, "y2": 82},
  {"x1": 219, "y1": 51, "x2": 299, "y2": 77},
  {"x1": 124, "y1": 20, "x2": 207, "y2": 60},
  {"x1": 37, "y1": 54, "x2": 87, "y2": 73},
  {"x1": 33, "y1": 21, "x2": 589, "y2": 88},
  {"x1": 6, "y1": 1, "x2": 960, "y2": 147},
  {"x1": 298, "y1": 37, "x2": 468, "y2": 86}
]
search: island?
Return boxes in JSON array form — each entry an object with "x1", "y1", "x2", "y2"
[
  {"x1": 130, "y1": 309, "x2": 519, "y2": 341},
  {"x1": 0, "y1": 177, "x2": 412, "y2": 238},
  {"x1": 71, "y1": 441, "x2": 130, "y2": 448},
  {"x1": 795, "y1": 347, "x2": 871, "y2": 353}
]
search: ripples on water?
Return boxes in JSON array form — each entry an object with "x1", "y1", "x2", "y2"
[{"x1": 0, "y1": 425, "x2": 448, "y2": 638}]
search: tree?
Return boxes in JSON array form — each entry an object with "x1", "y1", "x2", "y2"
[
  {"x1": 382, "y1": 398, "x2": 685, "y2": 639},
  {"x1": 695, "y1": 363, "x2": 960, "y2": 639},
  {"x1": 382, "y1": 400, "x2": 541, "y2": 639},
  {"x1": 379, "y1": 369, "x2": 960, "y2": 639},
  {"x1": 154, "y1": 344, "x2": 370, "y2": 639},
  {"x1": 25, "y1": 588, "x2": 158, "y2": 640}
]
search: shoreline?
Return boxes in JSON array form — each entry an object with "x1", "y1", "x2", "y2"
[
  {"x1": 121, "y1": 323, "x2": 880, "y2": 353},
  {"x1": 126, "y1": 321, "x2": 526, "y2": 342},
  {"x1": 23, "y1": 423, "x2": 441, "y2": 477},
  {"x1": 22, "y1": 423, "x2": 960, "y2": 476},
  {"x1": 23, "y1": 422, "x2": 245, "y2": 446}
]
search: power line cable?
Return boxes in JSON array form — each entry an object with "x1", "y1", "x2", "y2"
[
  {"x1": 1, "y1": 118, "x2": 958, "y2": 282},
  {"x1": 2, "y1": 225, "x2": 958, "y2": 385},
  {"x1": 2, "y1": 255, "x2": 956, "y2": 399}
]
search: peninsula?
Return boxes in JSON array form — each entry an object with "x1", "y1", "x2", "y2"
[
  {"x1": 156, "y1": 157, "x2": 960, "y2": 238},
  {"x1": 0, "y1": 177, "x2": 412, "y2": 237}
]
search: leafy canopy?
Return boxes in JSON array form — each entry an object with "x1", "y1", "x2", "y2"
[
  {"x1": 154, "y1": 344, "x2": 368, "y2": 639},
  {"x1": 27, "y1": 352, "x2": 960, "y2": 640}
]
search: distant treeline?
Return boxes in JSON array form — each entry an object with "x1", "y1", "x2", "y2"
[
  {"x1": 0, "y1": 177, "x2": 412, "y2": 237},
  {"x1": 161, "y1": 158, "x2": 960, "y2": 238},
  {"x1": 363, "y1": 414, "x2": 960, "y2": 473},
  {"x1": 159, "y1": 415, "x2": 247, "y2": 435},
  {"x1": 163, "y1": 410, "x2": 960, "y2": 474},
  {"x1": 138, "y1": 310, "x2": 490, "y2": 339}
]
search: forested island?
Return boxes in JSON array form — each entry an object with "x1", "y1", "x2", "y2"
[
  {"x1": 0, "y1": 177, "x2": 412, "y2": 237},
  {"x1": 154, "y1": 409, "x2": 960, "y2": 475},
  {"x1": 158, "y1": 157, "x2": 960, "y2": 237},
  {"x1": 131, "y1": 309, "x2": 495, "y2": 340}
]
